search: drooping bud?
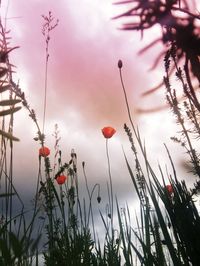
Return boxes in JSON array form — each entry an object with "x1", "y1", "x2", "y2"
[
  {"x1": 97, "y1": 196, "x2": 101, "y2": 203},
  {"x1": 118, "y1": 59, "x2": 123, "y2": 69}
]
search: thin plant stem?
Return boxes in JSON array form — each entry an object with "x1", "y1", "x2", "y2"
[
  {"x1": 82, "y1": 162, "x2": 99, "y2": 242},
  {"x1": 41, "y1": 12, "x2": 58, "y2": 135},
  {"x1": 42, "y1": 36, "x2": 49, "y2": 135},
  {"x1": 119, "y1": 63, "x2": 135, "y2": 131},
  {"x1": 119, "y1": 61, "x2": 157, "y2": 179},
  {"x1": 59, "y1": 185, "x2": 67, "y2": 233},
  {"x1": 105, "y1": 138, "x2": 114, "y2": 234}
]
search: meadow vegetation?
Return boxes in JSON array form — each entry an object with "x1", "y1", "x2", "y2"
[{"x1": 1, "y1": 1, "x2": 200, "y2": 265}]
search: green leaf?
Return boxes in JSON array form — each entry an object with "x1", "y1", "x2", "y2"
[
  {"x1": 0, "y1": 68, "x2": 8, "y2": 78},
  {"x1": 0, "y1": 85, "x2": 12, "y2": 93},
  {"x1": 0, "y1": 106, "x2": 21, "y2": 116},
  {"x1": 31, "y1": 234, "x2": 42, "y2": 254},
  {"x1": 0, "y1": 130, "x2": 20, "y2": 141},
  {"x1": 116, "y1": 199, "x2": 131, "y2": 266},
  {"x1": 0, "y1": 192, "x2": 15, "y2": 198},
  {"x1": 0, "y1": 99, "x2": 21, "y2": 106},
  {"x1": 0, "y1": 238, "x2": 12, "y2": 264},
  {"x1": 10, "y1": 232, "x2": 22, "y2": 258},
  {"x1": 148, "y1": 182, "x2": 182, "y2": 266}
]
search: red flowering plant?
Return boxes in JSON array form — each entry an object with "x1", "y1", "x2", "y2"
[
  {"x1": 101, "y1": 126, "x2": 116, "y2": 240},
  {"x1": 102, "y1": 126, "x2": 116, "y2": 139},
  {"x1": 56, "y1": 174, "x2": 67, "y2": 185},
  {"x1": 39, "y1": 146, "x2": 50, "y2": 157},
  {"x1": 0, "y1": 12, "x2": 108, "y2": 265},
  {"x1": 166, "y1": 184, "x2": 174, "y2": 196}
]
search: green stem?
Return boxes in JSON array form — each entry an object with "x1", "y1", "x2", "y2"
[{"x1": 106, "y1": 138, "x2": 114, "y2": 234}]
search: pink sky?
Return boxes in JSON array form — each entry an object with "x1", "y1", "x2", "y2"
[{"x1": 1, "y1": 0, "x2": 190, "y2": 205}]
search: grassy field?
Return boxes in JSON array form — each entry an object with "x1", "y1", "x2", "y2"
[{"x1": 1, "y1": 1, "x2": 200, "y2": 265}]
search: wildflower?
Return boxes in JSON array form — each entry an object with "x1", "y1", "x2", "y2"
[
  {"x1": 166, "y1": 184, "x2": 173, "y2": 195},
  {"x1": 56, "y1": 175, "x2": 67, "y2": 185},
  {"x1": 39, "y1": 146, "x2": 50, "y2": 157},
  {"x1": 102, "y1": 127, "x2": 116, "y2": 139}
]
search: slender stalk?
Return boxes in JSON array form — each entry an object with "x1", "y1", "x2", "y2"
[
  {"x1": 59, "y1": 185, "x2": 67, "y2": 233},
  {"x1": 41, "y1": 12, "x2": 58, "y2": 135},
  {"x1": 42, "y1": 33, "x2": 49, "y2": 135},
  {"x1": 82, "y1": 162, "x2": 100, "y2": 242},
  {"x1": 105, "y1": 138, "x2": 114, "y2": 234},
  {"x1": 119, "y1": 63, "x2": 135, "y2": 130}
]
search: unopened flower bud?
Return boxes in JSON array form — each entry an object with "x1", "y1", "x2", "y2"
[
  {"x1": 97, "y1": 196, "x2": 101, "y2": 203},
  {"x1": 118, "y1": 59, "x2": 123, "y2": 69}
]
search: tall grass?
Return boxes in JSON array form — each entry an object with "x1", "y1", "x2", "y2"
[{"x1": 0, "y1": 1, "x2": 200, "y2": 265}]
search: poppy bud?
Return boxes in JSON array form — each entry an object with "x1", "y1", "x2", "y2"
[
  {"x1": 118, "y1": 59, "x2": 123, "y2": 69},
  {"x1": 56, "y1": 175, "x2": 67, "y2": 185},
  {"x1": 39, "y1": 146, "x2": 50, "y2": 157},
  {"x1": 102, "y1": 127, "x2": 116, "y2": 139},
  {"x1": 166, "y1": 184, "x2": 173, "y2": 195},
  {"x1": 97, "y1": 196, "x2": 101, "y2": 203}
]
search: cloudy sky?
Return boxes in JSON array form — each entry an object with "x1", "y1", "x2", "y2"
[{"x1": 1, "y1": 0, "x2": 191, "y2": 216}]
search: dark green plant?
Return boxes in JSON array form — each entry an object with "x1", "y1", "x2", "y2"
[
  {"x1": 115, "y1": 1, "x2": 200, "y2": 263},
  {"x1": 2, "y1": 1, "x2": 200, "y2": 265},
  {"x1": 114, "y1": 0, "x2": 200, "y2": 112}
]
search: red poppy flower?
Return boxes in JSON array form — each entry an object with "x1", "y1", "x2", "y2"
[
  {"x1": 166, "y1": 184, "x2": 173, "y2": 195},
  {"x1": 56, "y1": 175, "x2": 67, "y2": 185},
  {"x1": 102, "y1": 127, "x2": 116, "y2": 139},
  {"x1": 39, "y1": 146, "x2": 50, "y2": 157}
]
